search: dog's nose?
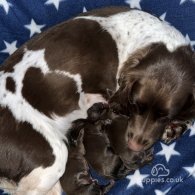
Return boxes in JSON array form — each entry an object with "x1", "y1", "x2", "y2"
[{"x1": 128, "y1": 139, "x2": 144, "y2": 152}]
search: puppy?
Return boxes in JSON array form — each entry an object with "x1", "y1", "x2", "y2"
[
  {"x1": 61, "y1": 129, "x2": 114, "y2": 195},
  {"x1": 70, "y1": 104, "x2": 153, "y2": 180}
]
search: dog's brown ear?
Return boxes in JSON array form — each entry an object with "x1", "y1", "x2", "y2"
[{"x1": 109, "y1": 78, "x2": 138, "y2": 115}]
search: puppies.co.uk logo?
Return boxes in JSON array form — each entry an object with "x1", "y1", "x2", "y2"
[
  {"x1": 143, "y1": 164, "x2": 183, "y2": 184},
  {"x1": 151, "y1": 164, "x2": 170, "y2": 177}
]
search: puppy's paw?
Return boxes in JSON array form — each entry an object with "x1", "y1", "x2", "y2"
[
  {"x1": 87, "y1": 102, "x2": 109, "y2": 122},
  {"x1": 101, "y1": 180, "x2": 115, "y2": 194},
  {"x1": 161, "y1": 121, "x2": 192, "y2": 144}
]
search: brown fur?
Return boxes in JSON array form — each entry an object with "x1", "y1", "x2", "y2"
[
  {"x1": 110, "y1": 43, "x2": 195, "y2": 150},
  {"x1": 22, "y1": 67, "x2": 79, "y2": 117},
  {"x1": 70, "y1": 105, "x2": 153, "y2": 178},
  {"x1": 0, "y1": 107, "x2": 55, "y2": 183},
  {"x1": 61, "y1": 129, "x2": 114, "y2": 195},
  {"x1": 6, "y1": 77, "x2": 16, "y2": 93}
]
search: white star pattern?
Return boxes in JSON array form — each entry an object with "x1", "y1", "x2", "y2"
[
  {"x1": 185, "y1": 34, "x2": 195, "y2": 47},
  {"x1": 1, "y1": 40, "x2": 17, "y2": 55},
  {"x1": 180, "y1": 0, "x2": 195, "y2": 5},
  {"x1": 25, "y1": 19, "x2": 45, "y2": 37},
  {"x1": 0, "y1": 1, "x2": 195, "y2": 194},
  {"x1": 83, "y1": 6, "x2": 87, "y2": 13},
  {"x1": 0, "y1": 0, "x2": 12, "y2": 14},
  {"x1": 126, "y1": 170, "x2": 149, "y2": 188},
  {"x1": 189, "y1": 122, "x2": 195, "y2": 136},
  {"x1": 160, "y1": 12, "x2": 167, "y2": 21},
  {"x1": 155, "y1": 188, "x2": 171, "y2": 195},
  {"x1": 125, "y1": 0, "x2": 142, "y2": 9},
  {"x1": 183, "y1": 163, "x2": 195, "y2": 178},
  {"x1": 159, "y1": 12, "x2": 170, "y2": 24},
  {"x1": 45, "y1": 0, "x2": 65, "y2": 10},
  {"x1": 156, "y1": 142, "x2": 180, "y2": 162}
]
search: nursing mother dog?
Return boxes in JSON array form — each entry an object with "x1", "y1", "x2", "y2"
[{"x1": 0, "y1": 6, "x2": 195, "y2": 195}]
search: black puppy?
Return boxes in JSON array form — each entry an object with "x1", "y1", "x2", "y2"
[
  {"x1": 61, "y1": 129, "x2": 114, "y2": 195},
  {"x1": 70, "y1": 103, "x2": 153, "y2": 180}
]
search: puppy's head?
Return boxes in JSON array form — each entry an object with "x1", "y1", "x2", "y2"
[
  {"x1": 62, "y1": 129, "x2": 114, "y2": 195},
  {"x1": 110, "y1": 43, "x2": 195, "y2": 151},
  {"x1": 83, "y1": 121, "x2": 130, "y2": 179}
]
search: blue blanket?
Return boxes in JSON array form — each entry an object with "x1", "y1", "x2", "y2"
[{"x1": 0, "y1": 1, "x2": 195, "y2": 195}]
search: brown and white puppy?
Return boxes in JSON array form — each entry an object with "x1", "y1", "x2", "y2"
[
  {"x1": 0, "y1": 6, "x2": 194, "y2": 194},
  {"x1": 61, "y1": 129, "x2": 114, "y2": 195}
]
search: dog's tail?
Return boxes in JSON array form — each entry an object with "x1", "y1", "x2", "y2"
[{"x1": 0, "y1": 178, "x2": 17, "y2": 195}]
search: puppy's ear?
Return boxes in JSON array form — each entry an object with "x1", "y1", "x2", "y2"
[{"x1": 76, "y1": 129, "x2": 86, "y2": 155}]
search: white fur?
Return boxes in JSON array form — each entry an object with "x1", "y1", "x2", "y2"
[
  {"x1": 0, "y1": 178, "x2": 17, "y2": 194},
  {"x1": 0, "y1": 49, "x2": 106, "y2": 194},
  {"x1": 76, "y1": 9, "x2": 188, "y2": 80}
]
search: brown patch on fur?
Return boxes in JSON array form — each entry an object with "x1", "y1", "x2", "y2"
[
  {"x1": 22, "y1": 17, "x2": 118, "y2": 99},
  {"x1": 22, "y1": 67, "x2": 79, "y2": 117},
  {"x1": 0, "y1": 107, "x2": 55, "y2": 183},
  {"x1": 6, "y1": 77, "x2": 16, "y2": 93},
  {"x1": 0, "y1": 7, "x2": 130, "y2": 99}
]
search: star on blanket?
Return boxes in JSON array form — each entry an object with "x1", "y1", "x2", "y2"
[
  {"x1": 1, "y1": 40, "x2": 17, "y2": 55},
  {"x1": 156, "y1": 142, "x2": 180, "y2": 162},
  {"x1": 185, "y1": 34, "x2": 195, "y2": 48},
  {"x1": 125, "y1": 0, "x2": 142, "y2": 9},
  {"x1": 189, "y1": 123, "x2": 195, "y2": 136},
  {"x1": 159, "y1": 12, "x2": 167, "y2": 21},
  {"x1": 126, "y1": 170, "x2": 149, "y2": 188},
  {"x1": 45, "y1": 0, "x2": 65, "y2": 10},
  {"x1": 24, "y1": 19, "x2": 46, "y2": 37},
  {"x1": 154, "y1": 187, "x2": 171, "y2": 195},
  {"x1": 183, "y1": 163, "x2": 195, "y2": 178},
  {"x1": 0, "y1": 0, "x2": 12, "y2": 14},
  {"x1": 180, "y1": 0, "x2": 195, "y2": 5},
  {"x1": 83, "y1": 6, "x2": 87, "y2": 13}
]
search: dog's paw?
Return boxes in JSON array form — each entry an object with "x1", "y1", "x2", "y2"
[
  {"x1": 87, "y1": 102, "x2": 109, "y2": 122},
  {"x1": 140, "y1": 148, "x2": 154, "y2": 165},
  {"x1": 161, "y1": 120, "x2": 192, "y2": 144}
]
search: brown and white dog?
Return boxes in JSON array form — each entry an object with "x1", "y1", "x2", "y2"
[{"x1": 0, "y1": 6, "x2": 194, "y2": 195}]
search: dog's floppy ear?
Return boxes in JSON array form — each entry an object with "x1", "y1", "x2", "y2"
[{"x1": 109, "y1": 76, "x2": 138, "y2": 115}]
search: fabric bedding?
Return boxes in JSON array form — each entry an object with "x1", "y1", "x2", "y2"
[{"x1": 0, "y1": 0, "x2": 195, "y2": 194}]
